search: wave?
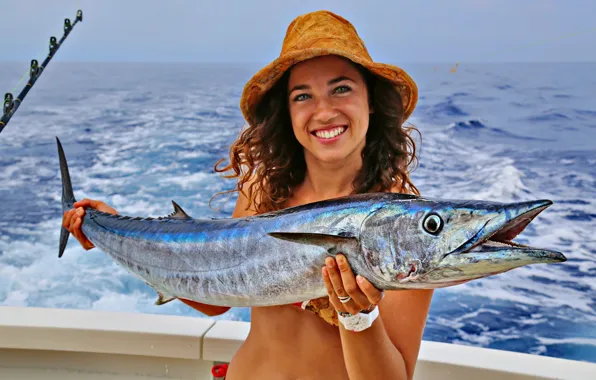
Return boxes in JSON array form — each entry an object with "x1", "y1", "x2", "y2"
[
  {"x1": 420, "y1": 99, "x2": 469, "y2": 120},
  {"x1": 446, "y1": 119, "x2": 554, "y2": 142},
  {"x1": 527, "y1": 110, "x2": 571, "y2": 122},
  {"x1": 1, "y1": 62, "x2": 595, "y2": 363},
  {"x1": 574, "y1": 109, "x2": 596, "y2": 118}
]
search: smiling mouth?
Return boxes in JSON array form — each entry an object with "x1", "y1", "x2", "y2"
[{"x1": 312, "y1": 125, "x2": 347, "y2": 140}]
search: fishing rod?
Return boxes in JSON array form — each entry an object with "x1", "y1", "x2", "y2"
[{"x1": 0, "y1": 9, "x2": 83, "y2": 135}]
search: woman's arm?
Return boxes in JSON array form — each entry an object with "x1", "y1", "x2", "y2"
[
  {"x1": 340, "y1": 288, "x2": 433, "y2": 379},
  {"x1": 323, "y1": 255, "x2": 433, "y2": 380},
  {"x1": 325, "y1": 181, "x2": 434, "y2": 380}
]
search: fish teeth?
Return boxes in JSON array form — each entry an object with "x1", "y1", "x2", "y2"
[{"x1": 314, "y1": 126, "x2": 346, "y2": 139}]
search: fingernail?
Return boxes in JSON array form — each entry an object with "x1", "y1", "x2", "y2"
[
  {"x1": 336, "y1": 255, "x2": 344, "y2": 265},
  {"x1": 357, "y1": 275, "x2": 364, "y2": 284},
  {"x1": 326, "y1": 258, "x2": 334, "y2": 268}
]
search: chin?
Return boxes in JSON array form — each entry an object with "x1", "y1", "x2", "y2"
[
  {"x1": 308, "y1": 147, "x2": 353, "y2": 164},
  {"x1": 315, "y1": 154, "x2": 346, "y2": 164}
]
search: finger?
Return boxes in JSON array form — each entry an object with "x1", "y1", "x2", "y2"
[
  {"x1": 62, "y1": 210, "x2": 73, "y2": 229},
  {"x1": 326, "y1": 257, "x2": 361, "y2": 314},
  {"x1": 325, "y1": 257, "x2": 345, "y2": 295},
  {"x1": 71, "y1": 217, "x2": 94, "y2": 250},
  {"x1": 74, "y1": 198, "x2": 101, "y2": 209},
  {"x1": 322, "y1": 267, "x2": 343, "y2": 311},
  {"x1": 70, "y1": 211, "x2": 85, "y2": 238},
  {"x1": 75, "y1": 199, "x2": 118, "y2": 215},
  {"x1": 335, "y1": 255, "x2": 370, "y2": 311},
  {"x1": 336, "y1": 255, "x2": 370, "y2": 310},
  {"x1": 68, "y1": 208, "x2": 84, "y2": 231},
  {"x1": 324, "y1": 259, "x2": 347, "y2": 311},
  {"x1": 67, "y1": 209, "x2": 79, "y2": 231},
  {"x1": 322, "y1": 266, "x2": 333, "y2": 294},
  {"x1": 71, "y1": 217, "x2": 85, "y2": 242},
  {"x1": 356, "y1": 275, "x2": 384, "y2": 305}
]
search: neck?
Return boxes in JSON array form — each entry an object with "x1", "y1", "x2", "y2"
[{"x1": 300, "y1": 149, "x2": 363, "y2": 202}]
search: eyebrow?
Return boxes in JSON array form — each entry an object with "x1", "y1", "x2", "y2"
[{"x1": 289, "y1": 76, "x2": 354, "y2": 94}]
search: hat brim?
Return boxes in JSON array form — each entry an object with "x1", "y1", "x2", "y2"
[{"x1": 240, "y1": 47, "x2": 418, "y2": 127}]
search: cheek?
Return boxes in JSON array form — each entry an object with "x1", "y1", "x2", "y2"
[
  {"x1": 289, "y1": 106, "x2": 311, "y2": 134},
  {"x1": 342, "y1": 98, "x2": 370, "y2": 125},
  {"x1": 347, "y1": 110, "x2": 370, "y2": 138}
]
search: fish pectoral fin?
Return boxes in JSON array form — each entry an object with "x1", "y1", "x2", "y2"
[
  {"x1": 167, "y1": 200, "x2": 192, "y2": 220},
  {"x1": 267, "y1": 232, "x2": 358, "y2": 253},
  {"x1": 155, "y1": 292, "x2": 176, "y2": 306}
]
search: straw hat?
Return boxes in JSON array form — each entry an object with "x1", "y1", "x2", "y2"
[{"x1": 239, "y1": 10, "x2": 418, "y2": 128}]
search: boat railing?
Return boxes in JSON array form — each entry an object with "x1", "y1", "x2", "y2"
[{"x1": 0, "y1": 306, "x2": 594, "y2": 379}]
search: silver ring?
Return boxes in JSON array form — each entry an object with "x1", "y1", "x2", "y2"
[{"x1": 338, "y1": 295, "x2": 351, "y2": 304}]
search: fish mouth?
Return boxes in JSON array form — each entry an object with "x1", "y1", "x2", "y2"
[
  {"x1": 429, "y1": 199, "x2": 566, "y2": 285},
  {"x1": 448, "y1": 199, "x2": 559, "y2": 256}
]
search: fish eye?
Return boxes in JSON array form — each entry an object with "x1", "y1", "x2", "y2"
[{"x1": 423, "y1": 213, "x2": 443, "y2": 235}]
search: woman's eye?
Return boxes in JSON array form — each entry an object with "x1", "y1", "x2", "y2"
[
  {"x1": 293, "y1": 93, "x2": 309, "y2": 102},
  {"x1": 334, "y1": 85, "x2": 351, "y2": 94}
]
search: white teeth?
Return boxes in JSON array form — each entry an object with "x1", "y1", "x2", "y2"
[{"x1": 314, "y1": 126, "x2": 346, "y2": 139}]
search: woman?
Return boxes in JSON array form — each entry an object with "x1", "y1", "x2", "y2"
[{"x1": 62, "y1": 10, "x2": 433, "y2": 380}]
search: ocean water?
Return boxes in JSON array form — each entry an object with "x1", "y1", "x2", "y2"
[{"x1": 0, "y1": 61, "x2": 594, "y2": 363}]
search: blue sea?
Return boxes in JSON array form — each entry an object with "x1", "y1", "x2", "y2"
[{"x1": 0, "y1": 61, "x2": 594, "y2": 363}]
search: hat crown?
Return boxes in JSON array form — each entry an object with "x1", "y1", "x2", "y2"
[
  {"x1": 240, "y1": 10, "x2": 418, "y2": 127},
  {"x1": 280, "y1": 10, "x2": 373, "y2": 62}
]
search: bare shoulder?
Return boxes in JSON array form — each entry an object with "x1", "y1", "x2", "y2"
[
  {"x1": 231, "y1": 174, "x2": 261, "y2": 218},
  {"x1": 381, "y1": 183, "x2": 434, "y2": 379},
  {"x1": 388, "y1": 182, "x2": 419, "y2": 197}
]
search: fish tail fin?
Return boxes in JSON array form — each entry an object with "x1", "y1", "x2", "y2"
[{"x1": 56, "y1": 137, "x2": 77, "y2": 258}]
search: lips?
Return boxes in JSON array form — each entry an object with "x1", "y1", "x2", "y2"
[{"x1": 311, "y1": 125, "x2": 347, "y2": 140}]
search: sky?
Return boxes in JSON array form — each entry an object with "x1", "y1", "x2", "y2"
[{"x1": 0, "y1": 0, "x2": 595, "y2": 63}]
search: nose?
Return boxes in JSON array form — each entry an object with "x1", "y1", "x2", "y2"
[{"x1": 313, "y1": 97, "x2": 338, "y2": 123}]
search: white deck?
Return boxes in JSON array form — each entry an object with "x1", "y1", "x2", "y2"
[{"x1": 0, "y1": 306, "x2": 594, "y2": 379}]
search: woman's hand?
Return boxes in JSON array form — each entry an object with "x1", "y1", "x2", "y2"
[
  {"x1": 322, "y1": 253, "x2": 384, "y2": 315},
  {"x1": 62, "y1": 198, "x2": 118, "y2": 250}
]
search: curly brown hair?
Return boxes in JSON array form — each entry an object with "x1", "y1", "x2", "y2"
[{"x1": 212, "y1": 60, "x2": 421, "y2": 214}]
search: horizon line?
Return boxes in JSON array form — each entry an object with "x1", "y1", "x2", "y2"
[{"x1": 1, "y1": 59, "x2": 595, "y2": 64}]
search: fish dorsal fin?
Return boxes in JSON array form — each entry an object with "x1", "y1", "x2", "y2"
[{"x1": 168, "y1": 200, "x2": 192, "y2": 220}]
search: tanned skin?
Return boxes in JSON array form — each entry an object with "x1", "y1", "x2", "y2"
[{"x1": 62, "y1": 55, "x2": 433, "y2": 380}]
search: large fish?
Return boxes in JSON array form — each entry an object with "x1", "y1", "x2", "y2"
[{"x1": 56, "y1": 138, "x2": 566, "y2": 307}]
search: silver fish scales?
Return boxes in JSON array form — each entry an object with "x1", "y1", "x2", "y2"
[{"x1": 56, "y1": 138, "x2": 566, "y2": 308}]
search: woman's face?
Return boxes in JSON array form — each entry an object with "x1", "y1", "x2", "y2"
[{"x1": 287, "y1": 55, "x2": 372, "y2": 165}]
